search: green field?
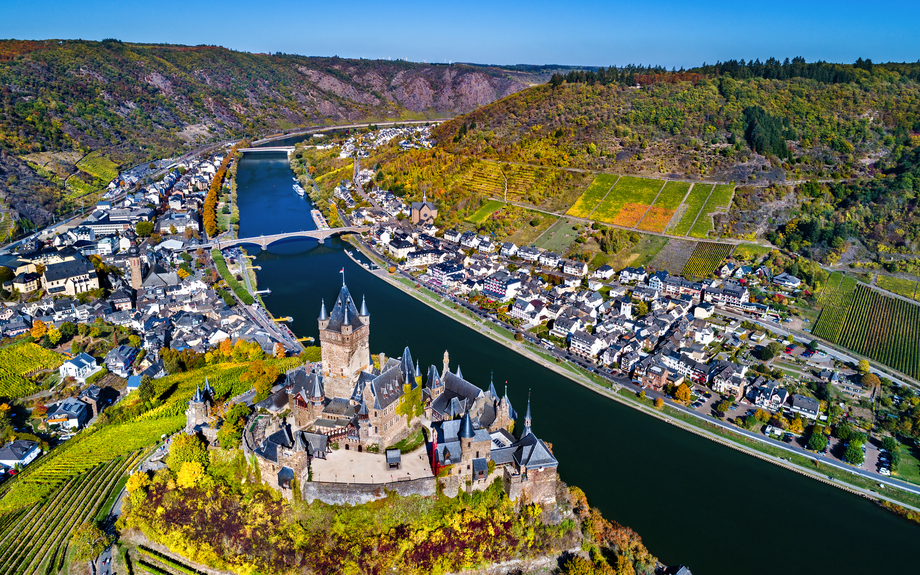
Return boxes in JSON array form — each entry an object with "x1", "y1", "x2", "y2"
[
  {"x1": 592, "y1": 176, "x2": 665, "y2": 227},
  {"x1": 534, "y1": 217, "x2": 582, "y2": 253},
  {"x1": 637, "y1": 181, "x2": 691, "y2": 232},
  {"x1": 505, "y1": 212, "x2": 558, "y2": 246},
  {"x1": 681, "y1": 242, "x2": 734, "y2": 278},
  {"x1": 876, "y1": 275, "x2": 919, "y2": 299},
  {"x1": 76, "y1": 152, "x2": 119, "y2": 182},
  {"x1": 466, "y1": 200, "x2": 505, "y2": 224},
  {"x1": 689, "y1": 184, "x2": 735, "y2": 238},
  {"x1": 668, "y1": 183, "x2": 712, "y2": 236},
  {"x1": 565, "y1": 174, "x2": 618, "y2": 218},
  {"x1": 814, "y1": 282, "x2": 920, "y2": 379},
  {"x1": 733, "y1": 242, "x2": 773, "y2": 262},
  {"x1": 212, "y1": 249, "x2": 255, "y2": 305}
]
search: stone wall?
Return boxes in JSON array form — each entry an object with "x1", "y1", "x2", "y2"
[{"x1": 301, "y1": 476, "x2": 437, "y2": 505}]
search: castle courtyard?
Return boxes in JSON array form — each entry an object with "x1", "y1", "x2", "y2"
[{"x1": 310, "y1": 445, "x2": 434, "y2": 484}]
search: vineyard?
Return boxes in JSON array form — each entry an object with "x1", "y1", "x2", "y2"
[
  {"x1": 0, "y1": 356, "x2": 305, "y2": 514},
  {"x1": 76, "y1": 152, "x2": 120, "y2": 183},
  {"x1": 0, "y1": 343, "x2": 65, "y2": 399},
  {"x1": 637, "y1": 181, "x2": 690, "y2": 233},
  {"x1": 689, "y1": 184, "x2": 735, "y2": 238},
  {"x1": 592, "y1": 176, "x2": 664, "y2": 227},
  {"x1": 681, "y1": 242, "x2": 735, "y2": 278},
  {"x1": 668, "y1": 183, "x2": 712, "y2": 236},
  {"x1": 813, "y1": 281, "x2": 920, "y2": 379},
  {"x1": 0, "y1": 450, "x2": 144, "y2": 575},
  {"x1": 876, "y1": 275, "x2": 919, "y2": 299},
  {"x1": 812, "y1": 272, "x2": 858, "y2": 342},
  {"x1": 460, "y1": 161, "x2": 505, "y2": 198},
  {"x1": 565, "y1": 174, "x2": 618, "y2": 218}
]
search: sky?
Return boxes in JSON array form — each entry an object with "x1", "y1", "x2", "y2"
[{"x1": 1, "y1": 0, "x2": 919, "y2": 67}]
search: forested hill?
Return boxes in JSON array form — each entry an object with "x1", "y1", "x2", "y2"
[
  {"x1": 435, "y1": 63, "x2": 920, "y2": 183},
  {"x1": 0, "y1": 39, "x2": 555, "y2": 228}
]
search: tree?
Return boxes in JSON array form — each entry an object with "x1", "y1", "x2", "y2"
[
  {"x1": 126, "y1": 470, "x2": 150, "y2": 494},
  {"x1": 754, "y1": 409, "x2": 772, "y2": 423},
  {"x1": 169, "y1": 224, "x2": 178, "y2": 236},
  {"x1": 858, "y1": 359, "x2": 871, "y2": 374},
  {"x1": 138, "y1": 376, "x2": 155, "y2": 404},
  {"x1": 844, "y1": 442, "x2": 865, "y2": 465},
  {"x1": 788, "y1": 416, "x2": 805, "y2": 434},
  {"x1": 881, "y1": 436, "x2": 902, "y2": 466},
  {"x1": 807, "y1": 431, "x2": 828, "y2": 452},
  {"x1": 166, "y1": 433, "x2": 209, "y2": 471},
  {"x1": 217, "y1": 403, "x2": 251, "y2": 449},
  {"x1": 46, "y1": 328, "x2": 62, "y2": 346},
  {"x1": 241, "y1": 361, "x2": 280, "y2": 402},
  {"x1": 30, "y1": 319, "x2": 47, "y2": 339},
  {"x1": 128, "y1": 334, "x2": 142, "y2": 348},
  {"x1": 715, "y1": 400, "x2": 733, "y2": 415},
  {"x1": 862, "y1": 372, "x2": 881, "y2": 391},
  {"x1": 758, "y1": 341, "x2": 784, "y2": 360},
  {"x1": 69, "y1": 522, "x2": 112, "y2": 562},
  {"x1": 219, "y1": 338, "x2": 233, "y2": 359},
  {"x1": 273, "y1": 343, "x2": 285, "y2": 359},
  {"x1": 135, "y1": 221, "x2": 154, "y2": 237},
  {"x1": 807, "y1": 339, "x2": 820, "y2": 351},
  {"x1": 673, "y1": 383, "x2": 692, "y2": 403},
  {"x1": 176, "y1": 460, "x2": 210, "y2": 489},
  {"x1": 654, "y1": 397, "x2": 664, "y2": 410}
]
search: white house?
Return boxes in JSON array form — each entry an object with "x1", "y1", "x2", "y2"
[
  {"x1": 773, "y1": 273, "x2": 802, "y2": 289},
  {"x1": 0, "y1": 440, "x2": 41, "y2": 469},
  {"x1": 59, "y1": 353, "x2": 102, "y2": 383}
]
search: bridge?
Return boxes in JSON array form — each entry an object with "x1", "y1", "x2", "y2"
[
  {"x1": 238, "y1": 146, "x2": 296, "y2": 157},
  {"x1": 206, "y1": 226, "x2": 370, "y2": 250}
]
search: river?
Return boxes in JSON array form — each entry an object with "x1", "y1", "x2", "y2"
[{"x1": 235, "y1": 150, "x2": 920, "y2": 574}]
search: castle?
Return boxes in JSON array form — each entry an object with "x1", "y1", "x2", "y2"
[{"x1": 190, "y1": 278, "x2": 559, "y2": 504}]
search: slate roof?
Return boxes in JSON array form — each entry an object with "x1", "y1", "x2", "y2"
[
  {"x1": 326, "y1": 283, "x2": 364, "y2": 332},
  {"x1": 513, "y1": 433, "x2": 559, "y2": 469}
]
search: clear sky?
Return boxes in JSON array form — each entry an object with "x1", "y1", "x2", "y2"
[{"x1": 1, "y1": 0, "x2": 918, "y2": 67}]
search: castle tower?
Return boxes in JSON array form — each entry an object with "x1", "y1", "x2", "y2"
[
  {"x1": 128, "y1": 246, "x2": 143, "y2": 291},
  {"x1": 318, "y1": 280, "x2": 370, "y2": 399},
  {"x1": 185, "y1": 381, "x2": 211, "y2": 432}
]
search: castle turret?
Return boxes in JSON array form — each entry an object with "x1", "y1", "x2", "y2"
[
  {"x1": 523, "y1": 394, "x2": 532, "y2": 437},
  {"x1": 318, "y1": 299, "x2": 329, "y2": 329},
  {"x1": 459, "y1": 409, "x2": 474, "y2": 439},
  {"x1": 317, "y1": 280, "x2": 370, "y2": 399},
  {"x1": 359, "y1": 295, "x2": 370, "y2": 326},
  {"x1": 456, "y1": 365, "x2": 463, "y2": 379}
]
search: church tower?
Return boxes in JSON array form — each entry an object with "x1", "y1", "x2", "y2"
[
  {"x1": 128, "y1": 246, "x2": 143, "y2": 291},
  {"x1": 318, "y1": 279, "x2": 371, "y2": 399}
]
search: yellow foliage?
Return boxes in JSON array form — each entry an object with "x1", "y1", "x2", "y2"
[
  {"x1": 176, "y1": 461, "x2": 208, "y2": 489},
  {"x1": 126, "y1": 471, "x2": 150, "y2": 493}
]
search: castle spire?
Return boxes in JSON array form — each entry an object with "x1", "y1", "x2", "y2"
[
  {"x1": 442, "y1": 350, "x2": 449, "y2": 379},
  {"x1": 488, "y1": 372, "x2": 498, "y2": 400},
  {"x1": 459, "y1": 407, "x2": 474, "y2": 439},
  {"x1": 456, "y1": 364, "x2": 462, "y2": 379},
  {"x1": 360, "y1": 294, "x2": 369, "y2": 317},
  {"x1": 318, "y1": 299, "x2": 329, "y2": 321},
  {"x1": 523, "y1": 391, "x2": 532, "y2": 437}
]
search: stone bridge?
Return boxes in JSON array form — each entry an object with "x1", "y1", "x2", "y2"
[
  {"x1": 238, "y1": 146, "x2": 296, "y2": 157},
  {"x1": 206, "y1": 226, "x2": 369, "y2": 250}
]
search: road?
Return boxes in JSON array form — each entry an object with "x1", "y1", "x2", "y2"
[
  {"x1": 350, "y1": 237, "x2": 920, "y2": 502},
  {"x1": 713, "y1": 307, "x2": 919, "y2": 390}
]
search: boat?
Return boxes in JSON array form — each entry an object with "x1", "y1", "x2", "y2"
[{"x1": 293, "y1": 184, "x2": 305, "y2": 197}]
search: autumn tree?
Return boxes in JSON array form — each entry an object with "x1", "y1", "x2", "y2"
[
  {"x1": 30, "y1": 319, "x2": 47, "y2": 339},
  {"x1": 715, "y1": 400, "x2": 733, "y2": 416},
  {"x1": 176, "y1": 461, "x2": 211, "y2": 489},
  {"x1": 241, "y1": 361, "x2": 280, "y2": 402},
  {"x1": 46, "y1": 327, "x2": 62, "y2": 345},
  {"x1": 858, "y1": 359, "x2": 871, "y2": 374},
  {"x1": 217, "y1": 403, "x2": 252, "y2": 449},
  {"x1": 653, "y1": 397, "x2": 664, "y2": 409},
  {"x1": 673, "y1": 383, "x2": 691, "y2": 403},
  {"x1": 788, "y1": 416, "x2": 805, "y2": 434},
  {"x1": 754, "y1": 409, "x2": 772, "y2": 423},
  {"x1": 274, "y1": 343, "x2": 285, "y2": 359},
  {"x1": 219, "y1": 337, "x2": 233, "y2": 359},
  {"x1": 69, "y1": 522, "x2": 112, "y2": 562},
  {"x1": 166, "y1": 433, "x2": 209, "y2": 471}
]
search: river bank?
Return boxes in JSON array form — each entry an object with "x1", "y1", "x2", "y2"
[{"x1": 344, "y1": 236, "x2": 920, "y2": 516}]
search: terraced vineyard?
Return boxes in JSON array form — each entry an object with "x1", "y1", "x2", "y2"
[
  {"x1": 0, "y1": 343, "x2": 65, "y2": 399},
  {"x1": 460, "y1": 161, "x2": 506, "y2": 197},
  {"x1": 681, "y1": 242, "x2": 734, "y2": 278},
  {"x1": 637, "y1": 181, "x2": 691, "y2": 232},
  {"x1": 812, "y1": 272, "x2": 858, "y2": 342},
  {"x1": 592, "y1": 176, "x2": 665, "y2": 227},
  {"x1": 689, "y1": 184, "x2": 735, "y2": 238},
  {"x1": 76, "y1": 152, "x2": 120, "y2": 183},
  {"x1": 0, "y1": 451, "x2": 143, "y2": 575},
  {"x1": 565, "y1": 174, "x2": 618, "y2": 218},
  {"x1": 667, "y1": 183, "x2": 712, "y2": 236}
]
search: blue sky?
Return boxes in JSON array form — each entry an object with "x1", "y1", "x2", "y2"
[{"x1": 1, "y1": 0, "x2": 918, "y2": 66}]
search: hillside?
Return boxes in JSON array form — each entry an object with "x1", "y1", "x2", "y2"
[
  {"x1": 0, "y1": 39, "x2": 559, "y2": 229},
  {"x1": 369, "y1": 62, "x2": 920, "y2": 256}
]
